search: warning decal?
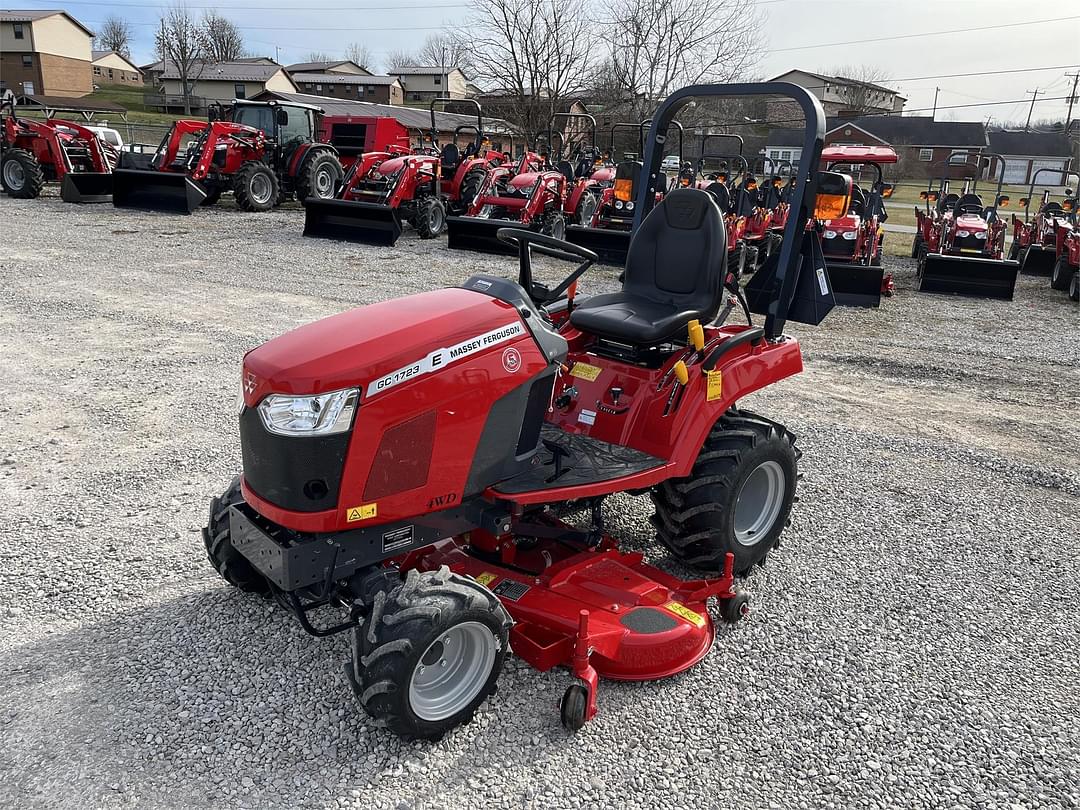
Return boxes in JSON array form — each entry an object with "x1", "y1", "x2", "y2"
[
  {"x1": 346, "y1": 503, "x2": 378, "y2": 522},
  {"x1": 474, "y1": 572, "x2": 498, "y2": 587},
  {"x1": 706, "y1": 369, "x2": 723, "y2": 402},
  {"x1": 382, "y1": 525, "x2": 414, "y2": 553},
  {"x1": 570, "y1": 361, "x2": 602, "y2": 382},
  {"x1": 664, "y1": 600, "x2": 706, "y2": 627}
]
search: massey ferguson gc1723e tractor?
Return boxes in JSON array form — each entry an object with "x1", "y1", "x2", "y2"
[{"x1": 204, "y1": 83, "x2": 844, "y2": 739}]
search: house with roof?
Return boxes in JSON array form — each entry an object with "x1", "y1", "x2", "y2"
[
  {"x1": 391, "y1": 66, "x2": 469, "y2": 103},
  {"x1": 285, "y1": 59, "x2": 370, "y2": 76},
  {"x1": 0, "y1": 9, "x2": 94, "y2": 97},
  {"x1": 147, "y1": 60, "x2": 297, "y2": 113},
  {"x1": 291, "y1": 73, "x2": 403, "y2": 105},
  {"x1": 985, "y1": 130, "x2": 1073, "y2": 186},
  {"x1": 766, "y1": 69, "x2": 906, "y2": 122},
  {"x1": 91, "y1": 50, "x2": 141, "y2": 86},
  {"x1": 822, "y1": 116, "x2": 989, "y2": 179}
]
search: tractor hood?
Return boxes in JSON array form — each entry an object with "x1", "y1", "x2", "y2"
[
  {"x1": 823, "y1": 214, "x2": 859, "y2": 231},
  {"x1": 509, "y1": 172, "x2": 546, "y2": 189},
  {"x1": 375, "y1": 155, "x2": 408, "y2": 175},
  {"x1": 242, "y1": 288, "x2": 526, "y2": 405},
  {"x1": 956, "y1": 213, "x2": 988, "y2": 230}
]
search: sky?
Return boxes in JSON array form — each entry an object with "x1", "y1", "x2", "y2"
[{"x1": 13, "y1": 0, "x2": 1079, "y2": 126}]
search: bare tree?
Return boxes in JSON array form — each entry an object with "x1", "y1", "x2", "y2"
[
  {"x1": 344, "y1": 42, "x2": 373, "y2": 71},
  {"x1": 824, "y1": 64, "x2": 896, "y2": 113},
  {"x1": 156, "y1": 4, "x2": 206, "y2": 115},
  {"x1": 200, "y1": 11, "x2": 245, "y2": 62},
  {"x1": 94, "y1": 15, "x2": 133, "y2": 58},
  {"x1": 414, "y1": 33, "x2": 476, "y2": 77},
  {"x1": 303, "y1": 51, "x2": 333, "y2": 63},
  {"x1": 468, "y1": 0, "x2": 593, "y2": 138},
  {"x1": 603, "y1": 0, "x2": 763, "y2": 121},
  {"x1": 385, "y1": 49, "x2": 415, "y2": 71}
]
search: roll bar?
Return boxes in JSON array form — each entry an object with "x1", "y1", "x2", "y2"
[
  {"x1": 429, "y1": 97, "x2": 483, "y2": 152},
  {"x1": 551, "y1": 112, "x2": 597, "y2": 159},
  {"x1": 1020, "y1": 168, "x2": 1079, "y2": 221},
  {"x1": 640, "y1": 119, "x2": 684, "y2": 162},
  {"x1": 635, "y1": 82, "x2": 827, "y2": 339}
]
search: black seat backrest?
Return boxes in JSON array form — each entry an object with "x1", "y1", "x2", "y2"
[
  {"x1": 704, "y1": 180, "x2": 731, "y2": 213},
  {"x1": 557, "y1": 160, "x2": 574, "y2": 184},
  {"x1": 849, "y1": 184, "x2": 866, "y2": 216},
  {"x1": 623, "y1": 188, "x2": 728, "y2": 316},
  {"x1": 954, "y1": 193, "x2": 983, "y2": 217},
  {"x1": 440, "y1": 143, "x2": 460, "y2": 170},
  {"x1": 1042, "y1": 202, "x2": 1063, "y2": 216}
]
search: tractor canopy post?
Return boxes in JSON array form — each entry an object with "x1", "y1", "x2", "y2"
[
  {"x1": 430, "y1": 97, "x2": 483, "y2": 152},
  {"x1": 634, "y1": 82, "x2": 826, "y2": 340},
  {"x1": 552, "y1": 111, "x2": 597, "y2": 161}
]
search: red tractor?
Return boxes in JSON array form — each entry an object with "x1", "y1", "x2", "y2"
[
  {"x1": 913, "y1": 151, "x2": 1018, "y2": 299},
  {"x1": 0, "y1": 97, "x2": 115, "y2": 203},
  {"x1": 201, "y1": 82, "x2": 847, "y2": 738},
  {"x1": 1049, "y1": 198, "x2": 1079, "y2": 301},
  {"x1": 818, "y1": 145, "x2": 898, "y2": 307},
  {"x1": 113, "y1": 99, "x2": 343, "y2": 214},
  {"x1": 302, "y1": 99, "x2": 509, "y2": 245},
  {"x1": 549, "y1": 112, "x2": 608, "y2": 228},
  {"x1": 1009, "y1": 168, "x2": 1079, "y2": 276}
]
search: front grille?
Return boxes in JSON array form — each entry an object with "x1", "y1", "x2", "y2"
[
  {"x1": 239, "y1": 406, "x2": 351, "y2": 512},
  {"x1": 824, "y1": 237, "x2": 856, "y2": 257},
  {"x1": 954, "y1": 234, "x2": 986, "y2": 253}
]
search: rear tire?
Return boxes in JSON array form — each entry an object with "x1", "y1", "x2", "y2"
[
  {"x1": 911, "y1": 235, "x2": 922, "y2": 259},
  {"x1": 296, "y1": 150, "x2": 343, "y2": 202},
  {"x1": 1051, "y1": 254, "x2": 1073, "y2": 291},
  {"x1": 202, "y1": 476, "x2": 270, "y2": 594},
  {"x1": 457, "y1": 168, "x2": 486, "y2": 213},
  {"x1": 351, "y1": 567, "x2": 511, "y2": 740},
  {"x1": 651, "y1": 409, "x2": 798, "y2": 575},
  {"x1": 414, "y1": 196, "x2": 446, "y2": 238},
  {"x1": 1070, "y1": 271, "x2": 1079, "y2": 302},
  {"x1": 1, "y1": 148, "x2": 45, "y2": 199},
  {"x1": 233, "y1": 161, "x2": 278, "y2": 212}
]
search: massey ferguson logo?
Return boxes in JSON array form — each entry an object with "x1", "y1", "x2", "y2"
[
  {"x1": 502, "y1": 347, "x2": 522, "y2": 373},
  {"x1": 244, "y1": 371, "x2": 258, "y2": 395}
]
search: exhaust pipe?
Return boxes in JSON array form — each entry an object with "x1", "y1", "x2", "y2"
[
  {"x1": 446, "y1": 216, "x2": 519, "y2": 254},
  {"x1": 825, "y1": 262, "x2": 884, "y2": 308},
  {"x1": 565, "y1": 226, "x2": 631, "y2": 267},
  {"x1": 111, "y1": 168, "x2": 207, "y2": 214},
  {"x1": 1019, "y1": 245, "x2": 1056, "y2": 277},
  {"x1": 60, "y1": 172, "x2": 113, "y2": 203},
  {"x1": 918, "y1": 253, "x2": 1018, "y2": 300},
  {"x1": 302, "y1": 199, "x2": 403, "y2": 246}
]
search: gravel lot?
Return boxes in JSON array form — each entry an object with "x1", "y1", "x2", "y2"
[{"x1": 1, "y1": 193, "x2": 1078, "y2": 810}]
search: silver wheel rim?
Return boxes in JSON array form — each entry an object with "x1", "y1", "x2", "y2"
[
  {"x1": 409, "y1": 621, "x2": 496, "y2": 721},
  {"x1": 429, "y1": 202, "x2": 445, "y2": 232},
  {"x1": 734, "y1": 460, "x2": 786, "y2": 546},
  {"x1": 250, "y1": 173, "x2": 272, "y2": 205},
  {"x1": 3, "y1": 159, "x2": 25, "y2": 191},
  {"x1": 315, "y1": 166, "x2": 334, "y2": 197},
  {"x1": 578, "y1": 195, "x2": 597, "y2": 225}
]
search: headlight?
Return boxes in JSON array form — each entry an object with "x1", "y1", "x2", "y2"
[
  {"x1": 625, "y1": 201, "x2": 634, "y2": 211},
  {"x1": 957, "y1": 230, "x2": 970, "y2": 238},
  {"x1": 258, "y1": 388, "x2": 358, "y2": 437},
  {"x1": 615, "y1": 200, "x2": 624, "y2": 210},
  {"x1": 842, "y1": 231, "x2": 857, "y2": 240},
  {"x1": 824, "y1": 230, "x2": 837, "y2": 238},
  {"x1": 974, "y1": 231, "x2": 987, "y2": 239}
]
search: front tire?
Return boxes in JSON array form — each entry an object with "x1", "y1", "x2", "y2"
[
  {"x1": 202, "y1": 476, "x2": 270, "y2": 593},
  {"x1": 296, "y1": 150, "x2": 343, "y2": 202},
  {"x1": 414, "y1": 196, "x2": 446, "y2": 238},
  {"x1": 1008, "y1": 240, "x2": 1021, "y2": 261},
  {"x1": 541, "y1": 211, "x2": 566, "y2": 241},
  {"x1": 574, "y1": 191, "x2": 598, "y2": 226},
  {"x1": 456, "y1": 167, "x2": 486, "y2": 214},
  {"x1": 1051, "y1": 254, "x2": 1073, "y2": 291},
  {"x1": 1070, "y1": 271, "x2": 1079, "y2": 302},
  {"x1": 233, "y1": 161, "x2": 278, "y2": 212},
  {"x1": 651, "y1": 409, "x2": 798, "y2": 575},
  {"x1": 1, "y1": 148, "x2": 45, "y2": 199},
  {"x1": 351, "y1": 567, "x2": 511, "y2": 740}
]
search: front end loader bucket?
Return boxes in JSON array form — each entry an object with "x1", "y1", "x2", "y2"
[
  {"x1": 60, "y1": 172, "x2": 112, "y2": 203},
  {"x1": 446, "y1": 216, "x2": 518, "y2": 254},
  {"x1": 918, "y1": 253, "x2": 1018, "y2": 300},
  {"x1": 565, "y1": 225, "x2": 631, "y2": 266},
  {"x1": 302, "y1": 199, "x2": 402, "y2": 246},
  {"x1": 825, "y1": 262, "x2": 884, "y2": 308},
  {"x1": 111, "y1": 169, "x2": 206, "y2": 214},
  {"x1": 1019, "y1": 245, "x2": 1056, "y2": 276}
]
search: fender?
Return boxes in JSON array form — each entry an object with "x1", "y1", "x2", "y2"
[{"x1": 289, "y1": 142, "x2": 338, "y2": 178}]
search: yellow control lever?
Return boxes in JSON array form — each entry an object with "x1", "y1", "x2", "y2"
[
  {"x1": 688, "y1": 320, "x2": 705, "y2": 352},
  {"x1": 674, "y1": 361, "x2": 689, "y2": 386}
]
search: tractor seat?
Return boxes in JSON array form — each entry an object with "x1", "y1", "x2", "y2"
[
  {"x1": 704, "y1": 181, "x2": 731, "y2": 213},
  {"x1": 953, "y1": 193, "x2": 983, "y2": 217},
  {"x1": 1042, "y1": 202, "x2": 1063, "y2": 215},
  {"x1": 557, "y1": 160, "x2": 575, "y2": 184},
  {"x1": 849, "y1": 184, "x2": 866, "y2": 216},
  {"x1": 440, "y1": 143, "x2": 460, "y2": 171},
  {"x1": 569, "y1": 188, "x2": 728, "y2": 346}
]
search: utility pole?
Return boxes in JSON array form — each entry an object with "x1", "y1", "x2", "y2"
[
  {"x1": 1066, "y1": 72, "x2": 1079, "y2": 129},
  {"x1": 1024, "y1": 88, "x2": 1043, "y2": 132},
  {"x1": 275, "y1": 45, "x2": 281, "y2": 64},
  {"x1": 932, "y1": 87, "x2": 939, "y2": 120}
]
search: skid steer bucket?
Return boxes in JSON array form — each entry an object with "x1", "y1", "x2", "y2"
[
  {"x1": 111, "y1": 169, "x2": 206, "y2": 213},
  {"x1": 446, "y1": 216, "x2": 517, "y2": 254},
  {"x1": 1019, "y1": 245, "x2": 1055, "y2": 276},
  {"x1": 918, "y1": 253, "x2": 1018, "y2": 300},
  {"x1": 825, "y1": 262, "x2": 884, "y2": 308},
  {"x1": 565, "y1": 225, "x2": 631, "y2": 266},
  {"x1": 60, "y1": 172, "x2": 112, "y2": 203},
  {"x1": 303, "y1": 199, "x2": 402, "y2": 245}
]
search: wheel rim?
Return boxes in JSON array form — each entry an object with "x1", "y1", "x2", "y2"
[
  {"x1": 578, "y1": 195, "x2": 597, "y2": 225},
  {"x1": 734, "y1": 460, "x2": 786, "y2": 546},
  {"x1": 315, "y1": 166, "x2": 335, "y2": 197},
  {"x1": 409, "y1": 621, "x2": 496, "y2": 721},
  {"x1": 250, "y1": 173, "x2": 272, "y2": 204},
  {"x1": 429, "y1": 202, "x2": 445, "y2": 232},
  {"x1": 3, "y1": 159, "x2": 25, "y2": 191}
]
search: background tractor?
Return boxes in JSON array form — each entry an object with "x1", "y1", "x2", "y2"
[{"x1": 1009, "y1": 168, "x2": 1079, "y2": 276}]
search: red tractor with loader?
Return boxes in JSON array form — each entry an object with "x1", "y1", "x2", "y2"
[
  {"x1": 202, "y1": 82, "x2": 848, "y2": 738},
  {"x1": 817, "y1": 145, "x2": 897, "y2": 307},
  {"x1": 913, "y1": 152, "x2": 1018, "y2": 299},
  {"x1": 1008, "y1": 168, "x2": 1078, "y2": 276},
  {"x1": 112, "y1": 99, "x2": 343, "y2": 214},
  {"x1": 1049, "y1": 196, "x2": 1079, "y2": 301},
  {"x1": 0, "y1": 97, "x2": 116, "y2": 203}
]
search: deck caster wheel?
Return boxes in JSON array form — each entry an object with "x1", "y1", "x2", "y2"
[
  {"x1": 560, "y1": 682, "x2": 589, "y2": 732},
  {"x1": 720, "y1": 591, "x2": 750, "y2": 624}
]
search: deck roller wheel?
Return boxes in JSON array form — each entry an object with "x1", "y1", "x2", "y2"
[
  {"x1": 560, "y1": 682, "x2": 589, "y2": 732},
  {"x1": 720, "y1": 591, "x2": 750, "y2": 624}
]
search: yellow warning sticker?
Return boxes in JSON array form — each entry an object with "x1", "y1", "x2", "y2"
[
  {"x1": 570, "y1": 361, "x2": 602, "y2": 382},
  {"x1": 474, "y1": 572, "x2": 498, "y2": 587},
  {"x1": 346, "y1": 503, "x2": 378, "y2": 522},
  {"x1": 665, "y1": 600, "x2": 706, "y2": 627},
  {"x1": 706, "y1": 369, "x2": 723, "y2": 401}
]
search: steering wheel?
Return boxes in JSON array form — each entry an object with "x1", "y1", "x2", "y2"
[{"x1": 496, "y1": 228, "x2": 598, "y2": 307}]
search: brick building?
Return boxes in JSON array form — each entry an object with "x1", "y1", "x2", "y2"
[
  {"x1": 823, "y1": 117, "x2": 989, "y2": 180},
  {"x1": 291, "y1": 73, "x2": 403, "y2": 105},
  {"x1": 0, "y1": 9, "x2": 94, "y2": 98},
  {"x1": 91, "y1": 50, "x2": 141, "y2": 86}
]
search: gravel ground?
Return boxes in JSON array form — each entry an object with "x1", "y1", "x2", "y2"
[{"x1": 1, "y1": 193, "x2": 1078, "y2": 810}]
